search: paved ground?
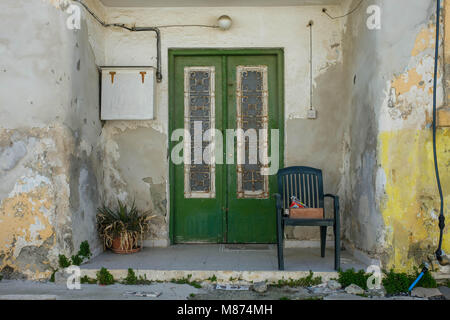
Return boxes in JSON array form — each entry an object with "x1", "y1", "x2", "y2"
[
  {"x1": 81, "y1": 244, "x2": 366, "y2": 272},
  {"x1": 0, "y1": 280, "x2": 447, "y2": 300},
  {"x1": 0, "y1": 280, "x2": 204, "y2": 300}
]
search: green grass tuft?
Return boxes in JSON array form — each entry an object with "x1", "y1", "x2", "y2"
[
  {"x1": 382, "y1": 268, "x2": 437, "y2": 295},
  {"x1": 273, "y1": 271, "x2": 322, "y2": 288},
  {"x1": 337, "y1": 268, "x2": 370, "y2": 290},
  {"x1": 123, "y1": 268, "x2": 138, "y2": 285},
  {"x1": 170, "y1": 274, "x2": 202, "y2": 289},
  {"x1": 96, "y1": 267, "x2": 115, "y2": 285},
  {"x1": 71, "y1": 255, "x2": 83, "y2": 266},
  {"x1": 122, "y1": 268, "x2": 152, "y2": 285},
  {"x1": 207, "y1": 274, "x2": 217, "y2": 282},
  {"x1": 78, "y1": 241, "x2": 92, "y2": 259},
  {"x1": 58, "y1": 255, "x2": 71, "y2": 268},
  {"x1": 81, "y1": 275, "x2": 97, "y2": 284}
]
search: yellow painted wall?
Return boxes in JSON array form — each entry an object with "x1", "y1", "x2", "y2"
[{"x1": 379, "y1": 129, "x2": 450, "y2": 271}]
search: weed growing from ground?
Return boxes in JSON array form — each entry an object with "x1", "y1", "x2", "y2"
[
  {"x1": 337, "y1": 268, "x2": 370, "y2": 290},
  {"x1": 71, "y1": 255, "x2": 83, "y2": 266},
  {"x1": 81, "y1": 275, "x2": 97, "y2": 284},
  {"x1": 123, "y1": 268, "x2": 152, "y2": 285},
  {"x1": 382, "y1": 268, "x2": 437, "y2": 295},
  {"x1": 123, "y1": 268, "x2": 138, "y2": 284},
  {"x1": 207, "y1": 275, "x2": 217, "y2": 282},
  {"x1": 58, "y1": 255, "x2": 71, "y2": 268},
  {"x1": 170, "y1": 274, "x2": 202, "y2": 288},
  {"x1": 97, "y1": 267, "x2": 115, "y2": 285},
  {"x1": 78, "y1": 241, "x2": 92, "y2": 259},
  {"x1": 273, "y1": 271, "x2": 322, "y2": 288}
]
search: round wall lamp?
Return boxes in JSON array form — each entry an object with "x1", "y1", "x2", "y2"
[{"x1": 217, "y1": 15, "x2": 232, "y2": 30}]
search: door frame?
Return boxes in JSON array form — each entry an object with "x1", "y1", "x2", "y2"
[{"x1": 168, "y1": 48, "x2": 285, "y2": 244}]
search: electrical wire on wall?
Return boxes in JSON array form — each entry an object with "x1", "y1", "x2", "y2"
[
  {"x1": 155, "y1": 24, "x2": 219, "y2": 29},
  {"x1": 307, "y1": 21, "x2": 314, "y2": 112},
  {"x1": 72, "y1": 0, "x2": 224, "y2": 82},
  {"x1": 72, "y1": 0, "x2": 163, "y2": 82},
  {"x1": 322, "y1": 0, "x2": 364, "y2": 20}
]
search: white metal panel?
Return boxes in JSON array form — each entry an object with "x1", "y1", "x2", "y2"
[{"x1": 101, "y1": 67, "x2": 155, "y2": 120}]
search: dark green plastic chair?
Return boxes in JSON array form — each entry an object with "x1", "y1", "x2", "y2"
[{"x1": 274, "y1": 166, "x2": 340, "y2": 271}]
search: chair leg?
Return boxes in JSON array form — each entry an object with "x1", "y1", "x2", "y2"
[
  {"x1": 277, "y1": 221, "x2": 284, "y2": 270},
  {"x1": 334, "y1": 223, "x2": 340, "y2": 271},
  {"x1": 320, "y1": 226, "x2": 327, "y2": 258}
]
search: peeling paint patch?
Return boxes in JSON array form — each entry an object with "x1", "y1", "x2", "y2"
[
  {"x1": 411, "y1": 26, "x2": 436, "y2": 57},
  {"x1": 0, "y1": 177, "x2": 55, "y2": 279},
  {"x1": 391, "y1": 68, "x2": 426, "y2": 97},
  {"x1": 0, "y1": 126, "x2": 75, "y2": 280},
  {"x1": 389, "y1": 56, "x2": 437, "y2": 121}
]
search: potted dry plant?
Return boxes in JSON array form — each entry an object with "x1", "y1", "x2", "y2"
[{"x1": 97, "y1": 200, "x2": 155, "y2": 254}]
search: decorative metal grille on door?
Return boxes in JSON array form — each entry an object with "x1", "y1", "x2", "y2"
[
  {"x1": 236, "y1": 66, "x2": 269, "y2": 199},
  {"x1": 183, "y1": 66, "x2": 216, "y2": 198}
]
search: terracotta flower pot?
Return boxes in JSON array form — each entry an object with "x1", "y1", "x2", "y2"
[{"x1": 111, "y1": 236, "x2": 141, "y2": 254}]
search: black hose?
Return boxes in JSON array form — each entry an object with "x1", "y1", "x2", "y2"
[{"x1": 433, "y1": 0, "x2": 446, "y2": 263}]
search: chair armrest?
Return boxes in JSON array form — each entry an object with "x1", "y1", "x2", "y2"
[
  {"x1": 272, "y1": 193, "x2": 283, "y2": 209},
  {"x1": 324, "y1": 194, "x2": 340, "y2": 221}
]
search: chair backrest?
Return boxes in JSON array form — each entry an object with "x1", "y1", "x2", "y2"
[{"x1": 277, "y1": 166, "x2": 324, "y2": 210}]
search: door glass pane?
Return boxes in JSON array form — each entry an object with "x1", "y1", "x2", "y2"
[
  {"x1": 236, "y1": 66, "x2": 269, "y2": 199},
  {"x1": 184, "y1": 66, "x2": 216, "y2": 198}
]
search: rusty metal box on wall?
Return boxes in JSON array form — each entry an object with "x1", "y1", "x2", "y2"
[{"x1": 100, "y1": 67, "x2": 155, "y2": 120}]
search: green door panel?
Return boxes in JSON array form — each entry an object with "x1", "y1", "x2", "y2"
[
  {"x1": 172, "y1": 56, "x2": 224, "y2": 243},
  {"x1": 226, "y1": 55, "x2": 279, "y2": 243}
]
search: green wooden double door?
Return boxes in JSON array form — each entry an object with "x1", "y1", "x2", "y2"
[{"x1": 170, "y1": 50, "x2": 283, "y2": 244}]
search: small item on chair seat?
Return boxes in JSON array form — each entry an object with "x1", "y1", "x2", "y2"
[
  {"x1": 289, "y1": 196, "x2": 309, "y2": 209},
  {"x1": 289, "y1": 208, "x2": 324, "y2": 219}
]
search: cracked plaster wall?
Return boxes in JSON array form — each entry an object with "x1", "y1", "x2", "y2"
[
  {"x1": 342, "y1": 0, "x2": 450, "y2": 271},
  {"x1": 0, "y1": 0, "x2": 105, "y2": 279}
]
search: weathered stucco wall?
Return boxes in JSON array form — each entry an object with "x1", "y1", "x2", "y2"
[
  {"x1": 0, "y1": 0, "x2": 105, "y2": 279},
  {"x1": 343, "y1": 0, "x2": 450, "y2": 271},
  {"x1": 99, "y1": 5, "x2": 349, "y2": 245}
]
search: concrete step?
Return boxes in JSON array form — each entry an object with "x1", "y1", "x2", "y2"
[{"x1": 78, "y1": 268, "x2": 339, "y2": 284}]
